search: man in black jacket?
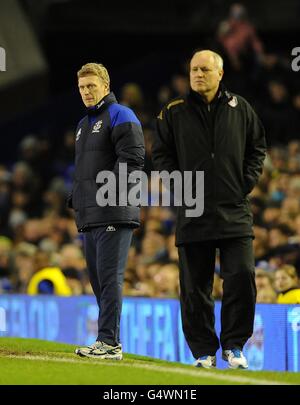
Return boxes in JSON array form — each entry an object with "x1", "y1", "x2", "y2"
[
  {"x1": 69, "y1": 63, "x2": 144, "y2": 359},
  {"x1": 152, "y1": 50, "x2": 266, "y2": 369}
]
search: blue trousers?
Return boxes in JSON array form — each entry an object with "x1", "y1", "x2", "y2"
[{"x1": 83, "y1": 226, "x2": 133, "y2": 346}]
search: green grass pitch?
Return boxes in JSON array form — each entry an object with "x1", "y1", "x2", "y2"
[{"x1": 0, "y1": 338, "x2": 299, "y2": 385}]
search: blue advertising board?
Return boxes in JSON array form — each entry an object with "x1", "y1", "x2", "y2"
[
  {"x1": 287, "y1": 306, "x2": 300, "y2": 372},
  {"x1": 0, "y1": 295, "x2": 299, "y2": 372}
]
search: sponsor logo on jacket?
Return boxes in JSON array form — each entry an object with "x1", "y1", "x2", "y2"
[
  {"x1": 76, "y1": 128, "x2": 81, "y2": 141},
  {"x1": 106, "y1": 225, "x2": 116, "y2": 232}
]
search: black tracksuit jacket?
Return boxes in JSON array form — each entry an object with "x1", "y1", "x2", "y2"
[
  {"x1": 152, "y1": 86, "x2": 266, "y2": 246},
  {"x1": 69, "y1": 92, "x2": 145, "y2": 231}
]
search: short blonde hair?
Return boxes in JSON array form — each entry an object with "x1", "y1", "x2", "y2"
[{"x1": 77, "y1": 63, "x2": 110, "y2": 90}]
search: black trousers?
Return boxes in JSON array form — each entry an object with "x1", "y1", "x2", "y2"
[
  {"x1": 83, "y1": 226, "x2": 133, "y2": 346},
  {"x1": 178, "y1": 237, "x2": 256, "y2": 358}
]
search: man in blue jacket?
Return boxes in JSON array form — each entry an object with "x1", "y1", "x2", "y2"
[{"x1": 70, "y1": 63, "x2": 145, "y2": 359}]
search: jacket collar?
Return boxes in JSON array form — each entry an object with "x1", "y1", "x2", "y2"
[
  {"x1": 87, "y1": 92, "x2": 117, "y2": 116},
  {"x1": 189, "y1": 83, "x2": 233, "y2": 105}
]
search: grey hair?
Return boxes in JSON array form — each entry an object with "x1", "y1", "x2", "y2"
[
  {"x1": 212, "y1": 52, "x2": 224, "y2": 70},
  {"x1": 191, "y1": 50, "x2": 224, "y2": 71}
]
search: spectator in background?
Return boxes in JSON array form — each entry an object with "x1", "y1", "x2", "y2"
[
  {"x1": 11, "y1": 161, "x2": 43, "y2": 217},
  {"x1": 293, "y1": 214, "x2": 300, "y2": 243},
  {"x1": 269, "y1": 173, "x2": 290, "y2": 200},
  {"x1": 216, "y1": 3, "x2": 265, "y2": 99},
  {"x1": 255, "y1": 268, "x2": 274, "y2": 291},
  {"x1": 120, "y1": 83, "x2": 144, "y2": 110},
  {"x1": 268, "y1": 224, "x2": 292, "y2": 250},
  {"x1": 123, "y1": 247, "x2": 145, "y2": 296},
  {"x1": 143, "y1": 128, "x2": 155, "y2": 175},
  {"x1": 262, "y1": 201, "x2": 281, "y2": 227},
  {"x1": 53, "y1": 129, "x2": 75, "y2": 177},
  {"x1": 27, "y1": 265, "x2": 72, "y2": 296},
  {"x1": 19, "y1": 135, "x2": 54, "y2": 187},
  {"x1": 153, "y1": 263, "x2": 179, "y2": 298},
  {"x1": 261, "y1": 81, "x2": 294, "y2": 146},
  {"x1": 255, "y1": 268, "x2": 277, "y2": 303},
  {"x1": 274, "y1": 265, "x2": 300, "y2": 304},
  {"x1": 290, "y1": 94, "x2": 300, "y2": 138},
  {"x1": 125, "y1": 260, "x2": 156, "y2": 297},
  {"x1": 120, "y1": 82, "x2": 152, "y2": 127},
  {"x1": 141, "y1": 231, "x2": 168, "y2": 264},
  {"x1": 0, "y1": 167, "x2": 12, "y2": 237},
  {"x1": 287, "y1": 177, "x2": 300, "y2": 200},
  {"x1": 58, "y1": 244, "x2": 89, "y2": 294},
  {"x1": 12, "y1": 242, "x2": 37, "y2": 293},
  {"x1": 59, "y1": 267, "x2": 84, "y2": 295},
  {"x1": 167, "y1": 234, "x2": 179, "y2": 263},
  {"x1": 25, "y1": 247, "x2": 86, "y2": 295},
  {"x1": 0, "y1": 236, "x2": 13, "y2": 292},
  {"x1": 157, "y1": 74, "x2": 189, "y2": 109},
  {"x1": 288, "y1": 140, "x2": 300, "y2": 161},
  {"x1": 212, "y1": 273, "x2": 223, "y2": 301},
  {"x1": 217, "y1": 3, "x2": 264, "y2": 72},
  {"x1": 250, "y1": 197, "x2": 266, "y2": 226},
  {"x1": 42, "y1": 177, "x2": 69, "y2": 217},
  {"x1": 171, "y1": 74, "x2": 190, "y2": 97},
  {"x1": 256, "y1": 287, "x2": 277, "y2": 304},
  {"x1": 253, "y1": 225, "x2": 269, "y2": 261}
]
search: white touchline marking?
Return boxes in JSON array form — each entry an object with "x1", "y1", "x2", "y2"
[{"x1": 0, "y1": 353, "x2": 293, "y2": 385}]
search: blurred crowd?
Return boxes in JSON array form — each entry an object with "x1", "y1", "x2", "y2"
[{"x1": 0, "y1": 3, "x2": 300, "y2": 304}]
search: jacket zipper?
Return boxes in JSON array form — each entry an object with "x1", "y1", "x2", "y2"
[
  {"x1": 208, "y1": 104, "x2": 215, "y2": 158},
  {"x1": 208, "y1": 103, "x2": 218, "y2": 234}
]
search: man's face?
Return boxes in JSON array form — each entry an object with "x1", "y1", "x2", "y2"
[
  {"x1": 78, "y1": 75, "x2": 108, "y2": 107},
  {"x1": 190, "y1": 52, "x2": 223, "y2": 95}
]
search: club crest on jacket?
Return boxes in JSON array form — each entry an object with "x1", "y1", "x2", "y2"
[
  {"x1": 228, "y1": 96, "x2": 238, "y2": 108},
  {"x1": 92, "y1": 120, "x2": 103, "y2": 133}
]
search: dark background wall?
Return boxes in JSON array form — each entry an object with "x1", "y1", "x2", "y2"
[{"x1": 0, "y1": 0, "x2": 299, "y2": 162}]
